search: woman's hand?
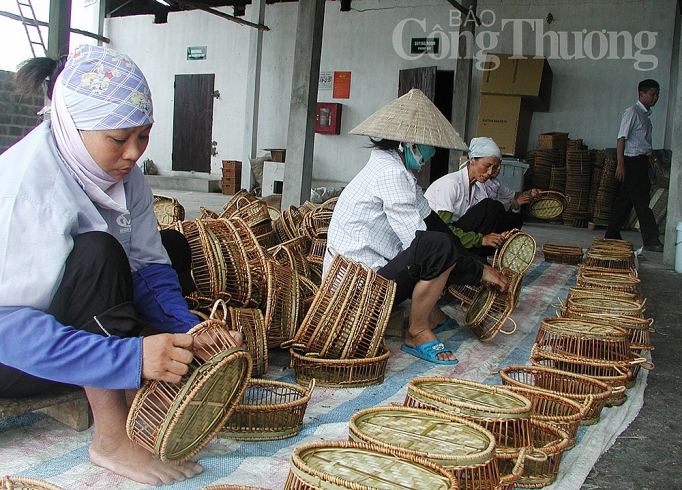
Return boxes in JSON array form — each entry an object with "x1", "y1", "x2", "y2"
[
  {"x1": 482, "y1": 233, "x2": 505, "y2": 248},
  {"x1": 141, "y1": 333, "x2": 194, "y2": 383},
  {"x1": 481, "y1": 265, "x2": 509, "y2": 293}
]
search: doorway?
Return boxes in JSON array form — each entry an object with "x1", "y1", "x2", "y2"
[{"x1": 172, "y1": 74, "x2": 215, "y2": 173}]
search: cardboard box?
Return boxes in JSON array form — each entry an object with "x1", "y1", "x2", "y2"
[
  {"x1": 481, "y1": 54, "x2": 553, "y2": 112},
  {"x1": 476, "y1": 95, "x2": 533, "y2": 158}
]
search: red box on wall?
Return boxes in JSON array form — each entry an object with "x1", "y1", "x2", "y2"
[{"x1": 315, "y1": 103, "x2": 342, "y2": 134}]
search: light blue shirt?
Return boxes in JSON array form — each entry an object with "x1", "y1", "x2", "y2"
[{"x1": 618, "y1": 101, "x2": 653, "y2": 157}]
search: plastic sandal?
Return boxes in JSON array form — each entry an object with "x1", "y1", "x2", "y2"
[{"x1": 401, "y1": 340, "x2": 459, "y2": 365}]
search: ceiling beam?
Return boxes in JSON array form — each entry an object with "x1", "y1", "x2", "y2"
[
  {"x1": 0, "y1": 10, "x2": 110, "y2": 44},
  {"x1": 172, "y1": 1, "x2": 270, "y2": 31}
]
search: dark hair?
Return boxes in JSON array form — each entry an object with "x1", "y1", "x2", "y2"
[
  {"x1": 638, "y1": 79, "x2": 659, "y2": 93},
  {"x1": 367, "y1": 138, "x2": 400, "y2": 152},
  {"x1": 13, "y1": 55, "x2": 68, "y2": 100}
]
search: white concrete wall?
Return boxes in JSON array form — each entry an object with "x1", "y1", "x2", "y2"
[{"x1": 105, "y1": 0, "x2": 676, "y2": 183}]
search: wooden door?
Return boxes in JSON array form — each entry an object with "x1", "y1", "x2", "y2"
[
  {"x1": 172, "y1": 74, "x2": 215, "y2": 173},
  {"x1": 398, "y1": 67, "x2": 437, "y2": 188}
]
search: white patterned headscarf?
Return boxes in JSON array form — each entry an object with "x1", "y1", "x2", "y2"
[
  {"x1": 468, "y1": 137, "x2": 502, "y2": 160},
  {"x1": 50, "y1": 44, "x2": 154, "y2": 213}
]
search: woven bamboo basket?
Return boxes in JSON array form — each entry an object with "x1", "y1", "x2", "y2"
[
  {"x1": 290, "y1": 344, "x2": 390, "y2": 388},
  {"x1": 250, "y1": 220, "x2": 273, "y2": 237},
  {"x1": 263, "y1": 258, "x2": 300, "y2": 348},
  {"x1": 284, "y1": 206, "x2": 305, "y2": 240},
  {"x1": 497, "y1": 421, "x2": 570, "y2": 488},
  {"x1": 534, "y1": 317, "x2": 633, "y2": 365},
  {"x1": 492, "y1": 229, "x2": 537, "y2": 276},
  {"x1": 447, "y1": 284, "x2": 481, "y2": 306},
  {"x1": 538, "y1": 132, "x2": 569, "y2": 149},
  {"x1": 528, "y1": 191, "x2": 568, "y2": 220},
  {"x1": 284, "y1": 440, "x2": 459, "y2": 490},
  {"x1": 348, "y1": 406, "x2": 522, "y2": 490},
  {"x1": 583, "y1": 249, "x2": 635, "y2": 272},
  {"x1": 464, "y1": 268, "x2": 520, "y2": 342},
  {"x1": 269, "y1": 237, "x2": 312, "y2": 279},
  {"x1": 0, "y1": 477, "x2": 64, "y2": 490},
  {"x1": 565, "y1": 296, "x2": 646, "y2": 318},
  {"x1": 319, "y1": 196, "x2": 339, "y2": 211},
  {"x1": 403, "y1": 377, "x2": 534, "y2": 459},
  {"x1": 497, "y1": 365, "x2": 612, "y2": 426},
  {"x1": 153, "y1": 194, "x2": 186, "y2": 229},
  {"x1": 226, "y1": 217, "x2": 269, "y2": 306},
  {"x1": 199, "y1": 207, "x2": 219, "y2": 220},
  {"x1": 579, "y1": 263, "x2": 638, "y2": 278},
  {"x1": 297, "y1": 200, "x2": 317, "y2": 216},
  {"x1": 541, "y1": 244, "x2": 583, "y2": 265},
  {"x1": 223, "y1": 199, "x2": 271, "y2": 228},
  {"x1": 126, "y1": 309, "x2": 251, "y2": 463},
  {"x1": 529, "y1": 347, "x2": 631, "y2": 407},
  {"x1": 221, "y1": 189, "x2": 259, "y2": 218},
  {"x1": 172, "y1": 220, "x2": 213, "y2": 298},
  {"x1": 503, "y1": 385, "x2": 589, "y2": 450},
  {"x1": 590, "y1": 237, "x2": 633, "y2": 252},
  {"x1": 220, "y1": 379, "x2": 315, "y2": 441},
  {"x1": 229, "y1": 306, "x2": 268, "y2": 377},
  {"x1": 288, "y1": 253, "x2": 395, "y2": 360},
  {"x1": 198, "y1": 219, "x2": 253, "y2": 306},
  {"x1": 561, "y1": 310, "x2": 654, "y2": 352},
  {"x1": 575, "y1": 270, "x2": 642, "y2": 299},
  {"x1": 565, "y1": 286, "x2": 639, "y2": 303}
]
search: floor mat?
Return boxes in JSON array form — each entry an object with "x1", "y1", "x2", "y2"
[{"x1": 0, "y1": 253, "x2": 648, "y2": 489}]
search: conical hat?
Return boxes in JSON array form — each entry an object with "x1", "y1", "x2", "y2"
[{"x1": 349, "y1": 88, "x2": 468, "y2": 150}]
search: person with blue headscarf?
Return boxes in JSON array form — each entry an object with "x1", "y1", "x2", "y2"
[
  {"x1": 0, "y1": 45, "x2": 226, "y2": 485},
  {"x1": 424, "y1": 137, "x2": 524, "y2": 257}
]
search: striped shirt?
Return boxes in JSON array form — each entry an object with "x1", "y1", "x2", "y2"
[
  {"x1": 324, "y1": 149, "x2": 431, "y2": 274},
  {"x1": 618, "y1": 101, "x2": 653, "y2": 157}
]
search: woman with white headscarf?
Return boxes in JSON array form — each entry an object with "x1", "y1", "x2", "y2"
[
  {"x1": 424, "y1": 137, "x2": 522, "y2": 257},
  {"x1": 0, "y1": 45, "x2": 227, "y2": 485}
]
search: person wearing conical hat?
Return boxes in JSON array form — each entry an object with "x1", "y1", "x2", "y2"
[
  {"x1": 424, "y1": 137, "x2": 532, "y2": 257},
  {"x1": 324, "y1": 89, "x2": 508, "y2": 365},
  {"x1": 0, "y1": 45, "x2": 238, "y2": 485}
]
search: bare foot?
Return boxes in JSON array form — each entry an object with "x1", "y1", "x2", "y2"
[
  {"x1": 428, "y1": 306, "x2": 450, "y2": 332},
  {"x1": 90, "y1": 437, "x2": 203, "y2": 485},
  {"x1": 404, "y1": 328, "x2": 457, "y2": 362}
]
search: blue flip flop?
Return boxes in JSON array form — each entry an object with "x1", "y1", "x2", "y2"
[
  {"x1": 401, "y1": 340, "x2": 459, "y2": 365},
  {"x1": 432, "y1": 317, "x2": 459, "y2": 335}
]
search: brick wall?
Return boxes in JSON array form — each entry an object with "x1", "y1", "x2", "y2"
[{"x1": 0, "y1": 69, "x2": 44, "y2": 154}]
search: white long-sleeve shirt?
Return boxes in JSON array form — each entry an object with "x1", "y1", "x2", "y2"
[
  {"x1": 423, "y1": 165, "x2": 487, "y2": 221},
  {"x1": 324, "y1": 149, "x2": 431, "y2": 273}
]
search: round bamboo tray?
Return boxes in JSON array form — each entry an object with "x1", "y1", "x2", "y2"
[
  {"x1": 492, "y1": 229, "x2": 537, "y2": 276},
  {"x1": 464, "y1": 268, "x2": 519, "y2": 342},
  {"x1": 541, "y1": 243, "x2": 583, "y2": 265},
  {"x1": 403, "y1": 377, "x2": 533, "y2": 459},
  {"x1": 497, "y1": 421, "x2": 571, "y2": 488},
  {"x1": 497, "y1": 365, "x2": 613, "y2": 426},
  {"x1": 528, "y1": 191, "x2": 568, "y2": 220},
  {"x1": 220, "y1": 379, "x2": 315, "y2": 441},
  {"x1": 0, "y1": 477, "x2": 64, "y2": 490},
  {"x1": 284, "y1": 440, "x2": 458, "y2": 490},
  {"x1": 529, "y1": 348, "x2": 631, "y2": 407},
  {"x1": 534, "y1": 317, "x2": 633, "y2": 365},
  {"x1": 126, "y1": 312, "x2": 251, "y2": 463},
  {"x1": 349, "y1": 406, "x2": 516, "y2": 490},
  {"x1": 566, "y1": 296, "x2": 646, "y2": 318},
  {"x1": 290, "y1": 344, "x2": 390, "y2": 388}
]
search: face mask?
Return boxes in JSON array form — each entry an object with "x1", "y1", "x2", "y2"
[{"x1": 403, "y1": 143, "x2": 436, "y2": 170}]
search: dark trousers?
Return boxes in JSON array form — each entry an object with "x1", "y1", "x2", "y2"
[
  {"x1": 0, "y1": 230, "x2": 193, "y2": 397},
  {"x1": 605, "y1": 155, "x2": 659, "y2": 246},
  {"x1": 377, "y1": 230, "x2": 483, "y2": 305},
  {"x1": 453, "y1": 198, "x2": 514, "y2": 257}
]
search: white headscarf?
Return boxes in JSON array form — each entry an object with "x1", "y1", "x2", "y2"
[
  {"x1": 49, "y1": 45, "x2": 154, "y2": 214},
  {"x1": 468, "y1": 137, "x2": 502, "y2": 160}
]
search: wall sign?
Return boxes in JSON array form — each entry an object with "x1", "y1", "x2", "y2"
[
  {"x1": 410, "y1": 38, "x2": 439, "y2": 54},
  {"x1": 333, "y1": 71, "x2": 351, "y2": 99},
  {"x1": 187, "y1": 46, "x2": 207, "y2": 60},
  {"x1": 319, "y1": 72, "x2": 333, "y2": 90}
]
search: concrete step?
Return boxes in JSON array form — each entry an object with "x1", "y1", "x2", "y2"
[{"x1": 145, "y1": 175, "x2": 221, "y2": 193}]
